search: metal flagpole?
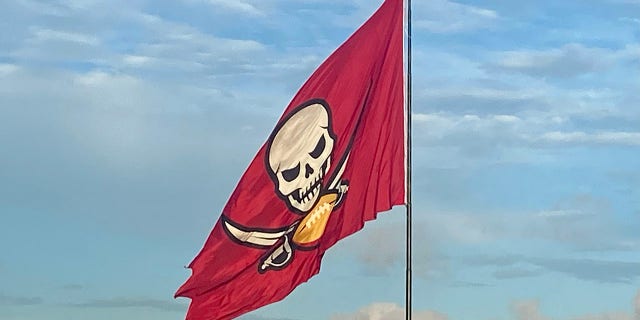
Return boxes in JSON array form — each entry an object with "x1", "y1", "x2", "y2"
[{"x1": 405, "y1": 0, "x2": 413, "y2": 319}]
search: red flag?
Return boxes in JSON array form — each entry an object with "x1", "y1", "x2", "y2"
[{"x1": 176, "y1": 0, "x2": 405, "y2": 318}]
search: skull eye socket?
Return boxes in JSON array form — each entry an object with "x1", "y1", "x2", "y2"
[
  {"x1": 281, "y1": 163, "x2": 300, "y2": 182},
  {"x1": 309, "y1": 135, "x2": 326, "y2": 159}
]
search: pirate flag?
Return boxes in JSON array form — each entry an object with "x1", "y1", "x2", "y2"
[{"x1": 176, "y1": 0, "x2": 406, "y2": 318}]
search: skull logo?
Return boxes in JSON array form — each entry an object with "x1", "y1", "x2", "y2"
[
  {"x1": 267, "y1": 100, "x2": 335, "y2": 213},
  {"x1": 223, "y1": 98, "x2": 350, "y2": 272}
]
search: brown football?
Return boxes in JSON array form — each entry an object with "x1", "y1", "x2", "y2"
[{"x1": 292, "y1": 192, "x2": 338, "y2": 245}]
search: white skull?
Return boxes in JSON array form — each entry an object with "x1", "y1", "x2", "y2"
[{"x1": 268, "y1": 103, "x2": 334, "y2": 213}]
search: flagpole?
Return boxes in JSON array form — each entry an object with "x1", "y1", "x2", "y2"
[{"x1": 405, "y1": 0, "x2": 413, "y2": 319}]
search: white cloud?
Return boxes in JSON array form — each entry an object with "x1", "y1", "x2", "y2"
[
  {"x1": 15, "y1": 0, "x2": 68, "y2": 16},
  {"x1": 412, "y1": 111, "x2": 640, "y2": 156},
  {"x1": 556, "y1": 290, "x2": 640, "y2": 320},
  {"x1": 618, "y1": 44, "x2": 640, "y2": 61},
  {"x1": 73, "y1": 297, "x2": 187, "y2": 312},
  {"x1": 536, "y1": 209, "x2": 588, "y2": 218},
  {"x1": 0, "y1": 63, "x2": 20, "y2": 76},
  {"x1": 0, "y1": 294, "x2": 43, "y2": 306},
  {"x1": 538, "y1": 131, "x2": 640, "y2": 146},
  {"x1": 29, "y1": 27, "x2": 100, "y2": 46},
  {"x1": 635, "y1": 289, "x2": 640, "y2": 320},
  {"x1": 58, "y1": 0, "x2": 104, "y2": 11},
  {"x1": 424, "y1": 211, "x2": 502, "y2": 245},
  {"x1": 122, "y1": 55, "x2": 154, "y2": 66},
  {"x1": 414, "y1": 112, "x2": 524, "y2": 139},
  {"x1": 512, "y1": 294, "x2": 640, "y2": 320},
  {"x1": 333, "y1": 191, "x2": 633, "y2": 283},
  {"x1": 331, "y1": 303, "x2": 448, "y2": 320},
  {"x1": 497, "y1": 46, "x2": 597, "y2": 76},
  {"x1": 371, "y1": 193, "x2": 636, "y2": 254},
  {"x1": 511, "y1": 300, "x2": 551, "y2": 320},
  {"x1": 574, "y1": 314, "x2": 633, "y2": 320},
  {"x1": 484, "y1": 43, "x2": 639, "y2": 78},
  {"x1": 8, "y1": 4, "x2": 271, "y2": 79},
  {"x1": 414, "y1": 0, "x2": 498, "y2": 33},
  {"x1": 619, "y1": 17, "x2": 640, "y2": 25},
  {"x1": 344, "y1": 218, "x2": 448, "y2": 279},
  {"x1": 334, "y1": 294, "x2": 640, "y2": 320},
  {"x1": 119, "y1": 13, "x2": 269, "y2": 77},
  {"x1": 197, "y1": 0, "x2": 264, "y2": 16},
  {"x1": 419, "y1": 86, "x2": 545, "y2": 102}
]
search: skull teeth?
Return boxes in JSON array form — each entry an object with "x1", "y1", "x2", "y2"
[{"x1": 288, "y1": 158, "x2": 329, "y2": 208}]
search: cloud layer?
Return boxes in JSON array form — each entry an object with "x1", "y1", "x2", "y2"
[{"x1": 336, "y1": 290, "x2": 640, "y2": 320}]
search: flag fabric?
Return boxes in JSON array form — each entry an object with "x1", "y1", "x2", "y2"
[{"x1": 175, "y1": 0, "x2": 406, "y2": 318}]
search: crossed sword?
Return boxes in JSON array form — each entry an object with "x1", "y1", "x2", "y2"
[{"x1": 223, "y1": 153, "x2": 350, "y2": 273}]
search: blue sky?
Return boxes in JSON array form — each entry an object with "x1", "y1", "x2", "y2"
[{"x1": 1, "y1": 0, "x2": 639, "y2": 319}]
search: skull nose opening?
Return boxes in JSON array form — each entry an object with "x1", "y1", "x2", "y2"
[{"x1": 305, "y1": 163, "x2": 314, "y2": 178}]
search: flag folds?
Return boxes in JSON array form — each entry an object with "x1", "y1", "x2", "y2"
[{"x1": 176, "y1": 0, "x2": 405, "y2": 318}]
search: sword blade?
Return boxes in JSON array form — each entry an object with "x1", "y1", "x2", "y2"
[
  {"x1": 223, "y1": 219, "x2": 296, "y2": 247},
  {"x1": 329, "y1": 152, "x2": 350, "y2": 190}
]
